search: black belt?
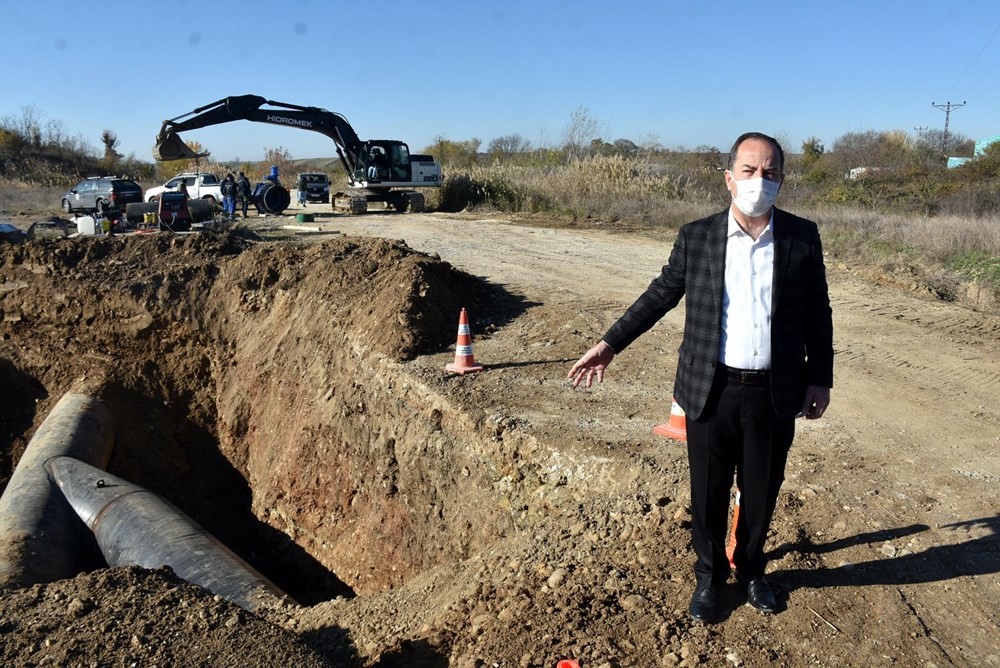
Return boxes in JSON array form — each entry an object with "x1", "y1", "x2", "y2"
[{"x1": 720, "y1": 364, "x2": 769, "y2": 386}]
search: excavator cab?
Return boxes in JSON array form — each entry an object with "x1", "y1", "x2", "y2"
[{"x1": 356, "y1": 140, "x2": 411, "y2": 185}]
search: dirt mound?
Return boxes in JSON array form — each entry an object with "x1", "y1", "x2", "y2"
[{"x1": 0, "y1": 566, "x2": 327, "y2": 667}]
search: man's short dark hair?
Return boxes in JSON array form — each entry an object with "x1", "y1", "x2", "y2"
[{"x1": 727, "y1": 132, "x2": 784, "y2": 173}]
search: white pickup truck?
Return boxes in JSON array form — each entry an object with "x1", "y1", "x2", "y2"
[{"x1": 144, "y1": 172, "x2": 223, "y2": 204}]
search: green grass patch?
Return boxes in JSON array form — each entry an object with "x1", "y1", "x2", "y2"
[{"x1": 944, "y1": 250, "x2": 1000, "y2": 291}]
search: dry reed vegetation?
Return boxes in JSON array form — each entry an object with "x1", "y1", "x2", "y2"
[{"x1": 434, "y1": 155, "x2": 721, "y2": 226}]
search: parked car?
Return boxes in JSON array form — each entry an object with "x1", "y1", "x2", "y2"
[
  {"x1": 61, "y1": 176, "x2": 143, "y2": 214},
  {"x1": 144, "y1": 172, "x2": 222, "y2": 204},
  {"x1": 297, "y1": 173, "x2": 331, "y2": 203}
]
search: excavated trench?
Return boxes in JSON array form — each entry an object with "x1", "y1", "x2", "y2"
[{"x1": 0, "y1": 231, "x2": 523, "y2": 605}]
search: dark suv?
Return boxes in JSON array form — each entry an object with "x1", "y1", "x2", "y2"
[
  {"x1": 61, "y1": 176, "x2": 143, "y2": 214},
  {"x1": 297, "y1": 173, "x2": 331, "y2": 203}
]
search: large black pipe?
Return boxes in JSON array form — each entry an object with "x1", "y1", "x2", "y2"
[
  {"x1": 251, "y1": 182, "x2": 291, "y2": 214},
  {"x1": 0, "y1": 393, "x2": 114, "y2": 588},
  {"x1": 44, "y1": 456, "x2": 293, "y2": 611}
]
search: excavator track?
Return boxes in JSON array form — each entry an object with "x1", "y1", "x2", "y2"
[
  {"x1": 405, "y1": 191, "x2": 425, "y2": 213},
  {"x1": 333, "y1": 192, "x2": 368, "y2": 215}
]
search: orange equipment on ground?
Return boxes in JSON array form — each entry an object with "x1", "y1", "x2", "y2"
[
  {"x1": 445, "y1": 308, "x2": 484, "y2": 374},
  {"x1": 727, "y1": 489, "x2": 741, "y2": 569},
  {"x1": 157, "y1": 191, "x2": 192, "y2": 232},
  {"x1": 653, "y1": 397, "x2": 687, "y2": 440}
]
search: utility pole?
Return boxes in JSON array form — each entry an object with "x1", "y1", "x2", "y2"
[
  {"x1": 913, "y1": 125, "x2": 928, "y2": 138},
  {"x1": 931, "y1": 101, "x2": 966, "y2": 156}
]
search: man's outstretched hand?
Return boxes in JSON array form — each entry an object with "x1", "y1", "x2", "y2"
[
  {"x1": 568, "y1": 341, "x2": 616, "y2": 388},
  {"x1": 799, "y1": 385, "x2": 831, "y2": 419}
]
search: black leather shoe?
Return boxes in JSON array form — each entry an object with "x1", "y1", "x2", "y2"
[
  {"x1": 688, "y1": 585, "x2": 717, "y2": 623},
  {"x1": 746, "y1": 577, "x2": 778, "y2": 613}
]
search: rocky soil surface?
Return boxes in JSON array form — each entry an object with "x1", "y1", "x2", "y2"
[{"x1": 0, "y1": 207, "x2": 998, "y2": 667}]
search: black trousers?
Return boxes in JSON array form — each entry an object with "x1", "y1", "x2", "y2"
[{"x1": 685, "y1": 366, "x2": 795, "y2": 588}]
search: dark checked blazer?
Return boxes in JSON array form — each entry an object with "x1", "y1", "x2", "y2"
[{"x1": 602, "y1": 208, "x2": 834, "y2": 421}]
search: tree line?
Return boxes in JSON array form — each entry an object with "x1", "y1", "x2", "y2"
[{"x1": 2, "y1": 104, "x2": 997, "y2": 218}]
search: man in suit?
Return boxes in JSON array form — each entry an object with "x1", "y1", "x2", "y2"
[{"x1": 568, "y1": 132, "x2": 833, "y2": 623}]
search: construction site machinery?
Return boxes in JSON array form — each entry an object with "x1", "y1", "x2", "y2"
[
  {"x1": 125, "y1": 199, "x2": 213, "y2": 228},
  {"x1": 152, "y1": 94, "x2": 441, "y2": 214}
]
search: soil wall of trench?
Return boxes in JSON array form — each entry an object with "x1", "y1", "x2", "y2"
[{"x1": 0, "y1": 231, "x2": 527, "y2": 604}]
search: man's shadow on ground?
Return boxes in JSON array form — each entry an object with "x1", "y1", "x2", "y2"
[
  {"x1": 774, "y1": 515, "x2": 1000, "y2": 590},
  {"x1": 713, "y1": 516, "x2": 998, "y2": 621}
]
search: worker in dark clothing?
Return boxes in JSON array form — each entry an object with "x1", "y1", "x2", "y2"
[
  {"x1": 236, "y1": 171, "x2": 252, "y2": 218},
  {"x1": 220, "y1": 173, "x2": 238, "y2": 221},
  {"x1": 176, "y1": 179, "x2": 189, "y2": 198}
]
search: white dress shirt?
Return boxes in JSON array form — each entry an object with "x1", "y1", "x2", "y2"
[{"x1": 718, "y1": 209, "x2": 774, "y2": 370}]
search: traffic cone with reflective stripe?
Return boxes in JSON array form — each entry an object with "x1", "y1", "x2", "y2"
[
  {"x1": 727, "y1": 488, "x2": 741, "y2": 569},
  {"x1": 653, "y1": 397, "x2": 687, "y2": 440},
  {"x1": 446, "y1": 308, "x2": 484, "y2": 374}
]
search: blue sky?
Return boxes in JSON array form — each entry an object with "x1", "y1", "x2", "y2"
[{"x1": 2, "y1": 0, "x2": 999, "y2": 162}]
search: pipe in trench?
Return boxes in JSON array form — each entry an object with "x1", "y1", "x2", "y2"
[
  {"x1": 0, "y1": 393, "x2": 114, "y2": 588},
  {"x1": 44, "y1": 455, "x2": 294, "y2": 611}
]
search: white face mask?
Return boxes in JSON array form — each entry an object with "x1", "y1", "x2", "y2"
[{"x1": 730, "y1": 175, "x2": 780, "y2": 217}]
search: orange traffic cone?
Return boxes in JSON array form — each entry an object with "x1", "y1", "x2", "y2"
[
  {"x1": 556, "y1": 661, "x2": 581, "y2": 668},
  {"x1": 445, "y1": 308, "x2": 484, "y2": 374},
  {"x1": 726, "y1": 488, "x2": 741, "y2": 569},
  {"x1": 653, "y1": 397, "x2": 687, "y2": 440}
]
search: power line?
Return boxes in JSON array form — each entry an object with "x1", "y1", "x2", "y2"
[
  {"x1": 945, "y1": 22, "x2": 1000, "y2": 98},
  {"x1": 931, "y1": 101, "x2": 966, "y2": 155},
  {"x1": 965, "y1": 55, "x2": 1000, "y2": 96}
]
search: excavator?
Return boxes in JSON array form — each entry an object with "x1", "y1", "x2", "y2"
[{"x1": 152, "y1": 94, "x2": 441, "y2": 214}]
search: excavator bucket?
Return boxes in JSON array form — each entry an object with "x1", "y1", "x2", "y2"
[{"x1": 152, "y1": 131, "x2": 208, "y2": 162}]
